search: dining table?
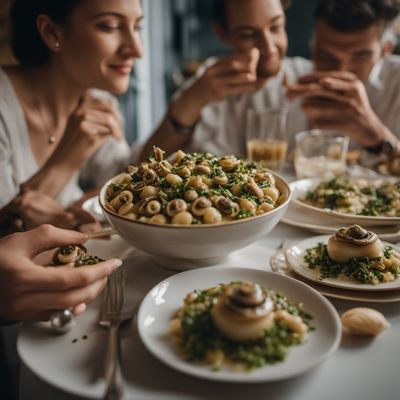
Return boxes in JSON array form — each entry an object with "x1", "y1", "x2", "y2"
[{"x1": 17, "y1": 167, "x2": 400, "y2": 400}]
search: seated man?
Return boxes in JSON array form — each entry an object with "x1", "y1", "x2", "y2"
[
  {"x1": 140, "y1": 0, "x2": 311, "y2": 160},
  {"x1": 287, "y1": 0, "x2": 400, "y2": 164}
]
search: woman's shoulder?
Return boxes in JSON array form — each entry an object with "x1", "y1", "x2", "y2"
[{"x1": 0, "y1": 66, "x2": 21, "y2": 107}]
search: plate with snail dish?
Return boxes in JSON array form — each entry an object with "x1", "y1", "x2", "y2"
[
  {"x1": 137, "y1": 267, "x2": 341, "y2": 383},
  {"x1": 290, "y1": 176, "x2": 400, "y2": 226},
  {"x1": 285, "y1": 225, "x2": 400, "y2": 291}
]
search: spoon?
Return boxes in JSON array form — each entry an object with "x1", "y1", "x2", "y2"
[{"x1": 50, "y1": 309, "x2": 76, "y2": 333}]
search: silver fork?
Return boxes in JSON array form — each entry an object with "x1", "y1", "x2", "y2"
[{"x1": 99, "y1": 268, "x2": 133, "y2": 400}]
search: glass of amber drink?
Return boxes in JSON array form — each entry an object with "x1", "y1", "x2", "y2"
[{"x1": 246, "y1": 108, "x2": 289, "y2": 171}]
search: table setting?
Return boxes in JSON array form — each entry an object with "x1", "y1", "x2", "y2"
[{"x1": 17, "y1": 143, "x2": 400, "y2": 400}]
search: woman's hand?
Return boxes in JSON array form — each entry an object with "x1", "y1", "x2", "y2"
[
  {"x1": 53, "y1": 94, "x2": 124, "y2": 170},
  {"x1": 0, "y1": 225, "x2": 122, "y2": 321},
  {"x1": 19, "y1": 94, "x2": 125, "y2": 199},
  {"x1": 7, "y1": 190, "x2": 78, "y2": 230}
]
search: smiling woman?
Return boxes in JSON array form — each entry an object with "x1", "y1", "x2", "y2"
[{"x1": 0, "y1": 0, "x2": 144, "y2": 236}]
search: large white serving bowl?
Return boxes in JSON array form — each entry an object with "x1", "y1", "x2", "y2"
[{"x1": 99, "y1": 172, "x2": 291, "y2": 269}]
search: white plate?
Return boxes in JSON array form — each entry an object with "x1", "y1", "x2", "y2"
[
  {"x1": 285, "y1": 235, "x2": 400, "y2": 291},
  {"x1": 16, "y1": 241, "x2": 288, "y2": 398},
  {"x1": 281, "y1": 202, "x2": 400, "y2": 242},
  {"x1": 270, "y1": 251, "x2": 400, "y2": 303},
  {"x1": 82, "y1": 195, "x2": 105, "y2": 222},
  {"x1": 290, "y1": 178, "x2": 400, "y2": 226},
  {"x1": 137, "y1": 266, "x2": 341, "y2": 383}
]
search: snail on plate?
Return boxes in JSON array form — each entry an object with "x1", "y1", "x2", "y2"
[
  {"x1": 211, "y1": 282, "x2": 275, "y2": 342},
  {"x1": 327, "y1": 225, "x2": 383, "y2": 264}
]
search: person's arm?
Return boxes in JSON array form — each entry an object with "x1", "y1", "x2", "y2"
[
  {"x1": 0, "y1": 225, "x2": 122, "y2": 322},
  {"x1": 139, "y1": 48, "x2": 265, "y2": 161}
]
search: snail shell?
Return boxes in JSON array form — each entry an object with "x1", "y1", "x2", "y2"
[
  {"x1": 53, "y1": 245, "x2": 87, "y2": 265},
  {"x1": 341, "y1": 307, "x2": 390, "y2": 336},
  {"x1": 215, "y1": 197, "x2": 239, "y2": 217},
  {"x1": 191, "y1": 197, "x2": 212, "y2": 217},
  {"x1": 211, "y1": 282, "x2": 274, "y2": 342},
  {"x1": 213, "y1": 173, "x2": 228, "y2": 186},
  {"x1": 153, "y1": 146, "x2": 165, "y2": 161},
  {"x1": 142, "y1": 169, "x2": 159, "y2": 185},
  {"x1": 166, "y1": 199, "x2": 187, "y2": 217},
  {"x1": 327, "y1": 225, "x2": 383, "y2": 263},
  {"x1": 138, "y1": 197, "x2": 161, "y2": 217}
]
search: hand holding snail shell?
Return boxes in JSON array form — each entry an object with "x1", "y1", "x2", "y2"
[{"x1": 50, "y1": 245, "x2": 104, "y2": 333}]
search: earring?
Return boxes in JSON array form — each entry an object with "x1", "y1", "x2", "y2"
[{"x1": 54, "y1": 42, "x2": 60, "y2": 50}]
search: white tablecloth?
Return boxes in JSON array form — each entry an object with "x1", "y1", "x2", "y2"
[{"x1": 18, "y1": 222, "x2": 400, "y2": 400}]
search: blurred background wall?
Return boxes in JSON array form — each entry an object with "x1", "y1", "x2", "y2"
[{"x1": 0, "y1": 0, "x2": 15, "y2": 65}]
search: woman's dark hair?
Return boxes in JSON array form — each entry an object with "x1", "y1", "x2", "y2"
[
  {"x1": 10, "y1": 0, "x2": 83, "y2": 66},
  {"x1": 315, "y1": 0, "x2": 400, "y2": 32},
  {"x1": 213, "y1": 0, "x2": 292, "y2": 32}
]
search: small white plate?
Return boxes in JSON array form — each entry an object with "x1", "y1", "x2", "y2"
[
  {"x1": 270, "y1": 251, "x2": 400, "y2": 303},
  {"x1": 285, "y1": 235, "x2": 400, "y2": 291},
  {"x1": 82, "y1": 196, "x2": 105, "y2": 222},
  {"x1": 137, "y1": 266, "x2": 341, "y2": 383},
  {"x1": 281, "y1": 202, "x2": 400, "y2": 242},
  {"x1": 290, "y1": 178, "x2": 400, "y2": 226}
]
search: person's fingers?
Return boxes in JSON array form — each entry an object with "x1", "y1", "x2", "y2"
[
  {"x1": 212, "y1": 58, "x2": 256, "y2": 76},
  {"x1": 222, "y1": 81, "x2": 266, "y2": 95},
  {"x1": 78, "y1": 222, "x2": 103, "y2": 234},
  {"x1": 298, "y1": 88, "x2": 355, "y2": 105},
  {"x1": 81, "y1": 115, "x2": 122, "y2": 141},
  {"x1": 297, "y1": 71, "x2": 357, "y2": 84},
  {"x1": 82, "y1": 97, "x2": 122, "y2": 123},
  {"x1": 301, "y1": 101, "x2": 348, "y2": 120},
  {"x1": 309, "y1": 117, "x2": 353, "y2": 134},
  {"x1": 72, "y1": 303, "x2": 87, "y2": 315},
  {"x1": 16, "y1": 277, "x2": 108, "y2": 311},
  {"x1": 214, "y1": 72, "x2": 257, "y2": 86},
  {"x1": 286, "y1": 83, "x2": 323, "y2": 99},
  {"x1": 319, "y1": 77, "x2": 359, "y2": 95},
  {"x1": 25, "y1": 259, "x2": 122, "y2": 291},
  {"x1": 24, "y1": 225, "x2": 88, "y2": 257},
  {"x1": 67, "y1": 206, "x2": 96, "y2": 225}
]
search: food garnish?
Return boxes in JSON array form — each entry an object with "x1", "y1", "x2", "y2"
[
  {"x1": 302, "y1": 177, "x2": 400, "y2": 217},
  {"x1": 169, "y1": 281, "x2": 313, "y2": 371}
]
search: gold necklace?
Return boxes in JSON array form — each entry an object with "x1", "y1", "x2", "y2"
[{"x1": 33, "y1": 96, "x2": 57, "y2": 145}]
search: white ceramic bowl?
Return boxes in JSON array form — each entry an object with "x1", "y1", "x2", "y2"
[{"x1": 99, "y1": 172, "x2": 291, "y2": 269}]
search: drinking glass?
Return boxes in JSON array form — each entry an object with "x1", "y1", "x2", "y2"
[
  {"x1": 246, "y1": 108, "x2": 289, "y2": 171},
  {"x1": 294, "y1": 130, "x2": 350, "y2": 179}
]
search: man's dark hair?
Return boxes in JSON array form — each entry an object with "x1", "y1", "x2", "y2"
[
  {"x1": 213, "y1": 0, "x2": 292, "y2": 31},
  {"x1": 10, "y1": 0, "x2": 83, "y2": 66},
  {"x1": 315, "y1": 0, "x2": 400, "y2": 32}
]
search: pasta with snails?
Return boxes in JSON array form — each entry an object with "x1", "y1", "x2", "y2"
[{"x1": 105, "y1": 147, "x2": 283, "y2": 225}]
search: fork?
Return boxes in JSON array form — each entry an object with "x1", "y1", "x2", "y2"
[{"x1": 99, "y1": 268, "x2": 133, "y2": 400}]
